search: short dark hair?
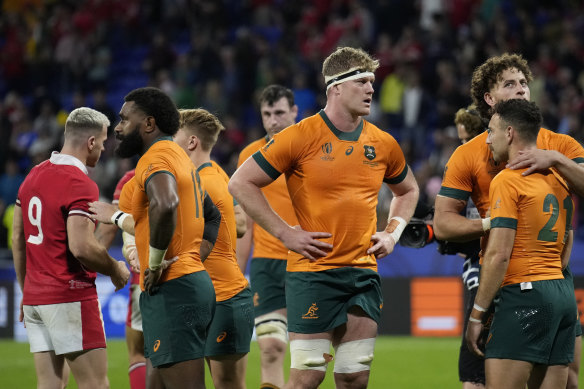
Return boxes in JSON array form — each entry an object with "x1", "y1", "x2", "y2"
[
  {"x1": 259, "y1": 85, "x2": 295, "y2": 107},
  {"x1": 125, "y1": 87, "x2": 179, "y2": 136},
  {"x1": 492, "y1": 99, "x2": 541, "y2": 143},
  {"x1": 470, "y1": 53, "x2": 533, "y2": 120}
]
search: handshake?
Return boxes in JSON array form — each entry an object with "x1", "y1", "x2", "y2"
[{"x1": 398, "y1": 203, "x2": 480, "y2": 258}]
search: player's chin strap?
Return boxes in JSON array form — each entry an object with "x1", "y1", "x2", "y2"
[{"x1": 325, "y1": 68, "x2": 375, "y2": 91}]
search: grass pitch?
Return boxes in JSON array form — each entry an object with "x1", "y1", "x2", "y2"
[{"x1": 3, "y1": 335, "x2": 580, "y2": 388}]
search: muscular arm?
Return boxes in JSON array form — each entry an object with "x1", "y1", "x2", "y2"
[
  {"x1": 234, "y1": 204, "x2": 247, "y2": 238},
  {"x1": 235, "y1": 215, "x2": 254, "y2": 272},
  {"x1": 369, "y1": 167, "x2": 419, "y2": 258},
  {"x1": 12, "y1": 205, "x2": 26, "y2": 291},
  {"x1": 508, "y1": 150, "x2": 584, "y2": 197},
  {"x1": 94, "y1": 221, "x2": 118, "y2": 248},
  {"x1": 434, "y1": 195, "x2": 485, "y2": 242},
  {"x1": 67, "y1": 215, "x2": 129, "y2": 290},
  {"x1": 146, "y1": 173, "x2": 178, "y2": 250},
  {"x1": 562, "y1": 229, "x2": 574, "y2": 270},
  {"x1": 229, "y1": 157, "x2": 332, "y2": 261},
  {"x1": 466, "y1": 227, "x2": 515, "y2": 357}
]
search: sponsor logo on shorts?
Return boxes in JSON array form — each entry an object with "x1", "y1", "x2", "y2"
[
  {"x1": 216, "y1": 332, "x2": 227, "y2": 342},
  {"x1": 153, "y1": 340, "x2": 161, "y2": 352},
  {"x1": 302, "y1": 303, "x2": 319, "y2": 319},
  {"x1": 253, "y1": 292, "x2": 259, "y2": 307}
]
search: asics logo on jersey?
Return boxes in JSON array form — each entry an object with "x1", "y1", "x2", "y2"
[
  {"x1": 216, "y1": 332, "x2": 227, "y2": 342},
  {"x1": 153, "y1": 340, "x2": 161, "y2": 352},
  {"x1": 302, "y1": 303, "x2": 319, "y2": 319},
  {"x1": 345, "y1": 146, "x2": 354, "y2": 155},
  {"x1": 364, "y1": 145, "x2": 376, "y2": 160}
]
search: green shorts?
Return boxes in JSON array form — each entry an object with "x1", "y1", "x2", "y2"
[
  {"x1": 250, "y1": 257, "x2": 287, "y2": 317},
  {"x1": 486, "y1": 278, "x2": 577, "y2": 365},
  {"x1": 205, "y1": 287, "x2": 254, "y2": 357},
  {"x1": 140, "y1": 271, "x2": 216, "y2": 367},
  {"x1": 286, "y1": 267, "x2": 382, "y2": 334}
]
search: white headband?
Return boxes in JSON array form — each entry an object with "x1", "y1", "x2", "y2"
[{"x1": 325, "y1": 68, "x2": 375, "y2": 91}]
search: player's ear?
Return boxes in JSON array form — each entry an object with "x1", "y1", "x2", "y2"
[
  {"x1": 87, "y1": 135, "x2": 96, "y2": 151},
  {"x1": 144, "y1": 116, "x2": 155, "y2": 133},
  {"x1": 188, "y1": 135, "x2": 198, "y2": 151},
  {"x1": 484, "y1": 92, "x2": 495, "y2": 107}
]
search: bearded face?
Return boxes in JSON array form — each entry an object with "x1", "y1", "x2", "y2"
[{"x1": 115, "y1": 123, "x2": 143, "y2": 158}]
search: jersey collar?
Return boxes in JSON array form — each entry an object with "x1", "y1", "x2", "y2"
[
  {"x1": 196, "y1": 161, "x2": 213, "y2": 172},
  {"x1": 49, "y1": 152, "x2": 88, "y2": 174},
  {"x1": 318, "y1": 110, "x2": 363, "y2": 141}
]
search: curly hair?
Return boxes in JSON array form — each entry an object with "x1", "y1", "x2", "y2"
[
  {"x1": 470, "y1": 53, "x2": 533, "y2": 120},
  {"x1": 454, "y1": 105, "x2": 485, "y2": 139},
  {"x1": 178, "y1": 108, "x2": 224, "y2": 152},
  {"x1": 125, "y1": 87, "x2": 179, "y2": 136},
  {"x1": 322, "y1": 47, "x2": 379, "y2": 79}
]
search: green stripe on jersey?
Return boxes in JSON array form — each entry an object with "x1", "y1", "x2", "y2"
[
  {"x1": 252, "y1": 152, "x2": 281, "y2": 180},
  {"x1": 384, "y1": 165, "x2": 408, "y2": 185},
  {"x1": 491, "y1": 217, "x2": 517, "y2": 229},
  {"x1": 438, "y1": 186, "x2": 470, "y2": 200}
]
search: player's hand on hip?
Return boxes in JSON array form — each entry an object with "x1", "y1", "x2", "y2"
[
  {"x1": 506, "y1": 149, "x2": 559, "y2": 176},
  {"x1": 111, "y1": 261, "x2": 130, "y2": 291},
  {"x1": 282, "y1": 225, "x2": 332, "y2": 262},
  {"x1": 144, "y1": 267, "x2": 163, "y2": 293},
  {"x1": 88, "y1": 201, "x2": 118, "y2": 224},
  {"x1": 161, "y1": 256, "x2": 178, "y2": 271},
  {"x1": 368, "y1": 231, "x2": 396, "y2": 259},
  {"x1": 465, "y1": 320, "x2": 485, "y2": 358}
]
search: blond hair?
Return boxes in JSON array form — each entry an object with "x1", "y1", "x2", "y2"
[
  {"x1": 322, "y1": 47, "x2": 379, "y2": 79},
  {"x1": 179, "y1": 108, "x2": 225, "y2": 151}
]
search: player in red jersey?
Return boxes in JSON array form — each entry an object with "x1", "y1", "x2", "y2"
[{"x1": 12, "y1": 107, "x2": 130, "y2": 389}]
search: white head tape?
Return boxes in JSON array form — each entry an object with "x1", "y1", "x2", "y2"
[{"x1": 325, "y1": 67, "x2": 375, "y2": 91}]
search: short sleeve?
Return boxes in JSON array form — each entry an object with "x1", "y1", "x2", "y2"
[
  {"x1": 490, "y1": 173, "x2": 518, "y2": 229},
  {"x1": 383, "y1": 136, "x2": 408, "y2": 184},
  {"x1": 118, "y1": 177, "x2": 136, "y2": 213},
  {"x1": 255, "y1": 126, "x2": 300, "y2": 180},
  {"x1": 68, "y1": 176, "x2": 99, "y2": 219},
  {"x1": 439, "y1": 146, "x2": 473, "y2": 201},
  {"x1": 135, "y1": 146, "x2": 176, "y2": 194}
]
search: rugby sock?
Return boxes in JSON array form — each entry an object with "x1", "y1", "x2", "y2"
[
  {"x1": 129, "y1": 362, "x2": 146, "y2": 389},
  {"x1": 260, "y1": 383, "x2": 281, "y2": 389}
]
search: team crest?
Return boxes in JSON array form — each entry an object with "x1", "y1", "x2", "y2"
[{"x1": 364, "y1": 145, "x2": 376, "y2": 160}]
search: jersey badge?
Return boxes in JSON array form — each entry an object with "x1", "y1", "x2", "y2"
[{"x1": 364, "y1": 145, "x2": 376, "y2": 160}]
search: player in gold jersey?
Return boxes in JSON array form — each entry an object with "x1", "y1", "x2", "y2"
[
  {"x1": 236, "y1": 85, "x2": 299, "y2": 389},
  {"x1": 113, "y1": 87, "x2": 221, "y2": 389},
  {"x1": 466, "y1": 99, "x2": 577, "y2": 389},
  {"x1": 175, "y1": 108, "x2": 253, "y2": 389},
  {"x1": 230, "y1": 47, "x2": 419, "y2": 389},
  {"x1": 435, "y1": 53, "x2": 584, "y2": 389}
]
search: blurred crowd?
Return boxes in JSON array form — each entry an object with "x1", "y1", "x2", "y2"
[{"x1": 1, "y1": 0, "x2": 584, "y2": 249}]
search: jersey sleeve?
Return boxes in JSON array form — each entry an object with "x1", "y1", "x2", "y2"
[
  {"x1": 555, "y1": 134, "x2": 584, "y2": 163},
  {"x1": 118, "y1": 177, "x2": 136, "y2": 213},
  {"x1": 490, "y1": 172, "x2": 518, "y2": 230},
  {"x1": 68, "y1": 176, "x2": 99, "y2": 219},
  {"x1": 438, "y1": 145, "x2": 473, "y2": 201},
  {"x1": 383, "y1": 135, "x2": 408, "y2": 184},
  {"x1": 136, "y1": 146, "x2": 176, "y2": 194},
  {"x1": 253, "y1": 126, "x2": 300, "y2": 180}
]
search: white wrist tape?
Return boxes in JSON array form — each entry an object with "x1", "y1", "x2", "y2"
[
  {"x1": 111, "y1": 210, "x2": 129, "y2": 228},
  {"x1": 468, "y1": 317, "x2": 481, "y2": 323},
  {"x1": 387, "y1": 217, "x2": 407, "y2": 243},
  {"x1": 473, "y1": 303, "x2": 487, "y2": 312},
  {"x1": 148, "y1": 246, "x2": 167, "y2": 271},
  {"x1": 482, "y1": 217, "x2": 491, "y2": 232}
]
